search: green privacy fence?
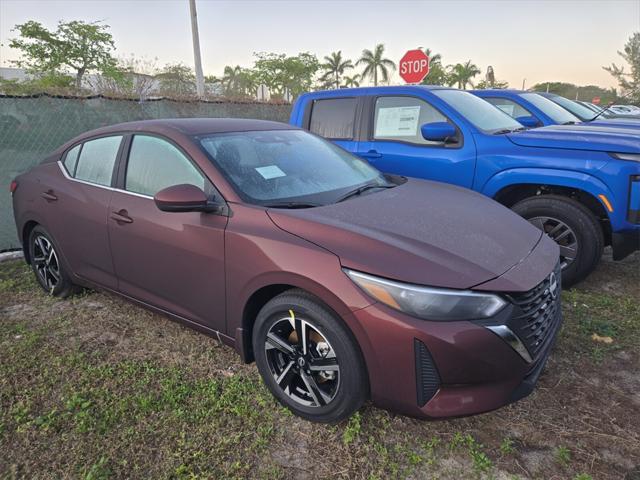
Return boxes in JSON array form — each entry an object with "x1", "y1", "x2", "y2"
[{"x1": 0, "y1": 94, "x2": 292, "y2": 250}]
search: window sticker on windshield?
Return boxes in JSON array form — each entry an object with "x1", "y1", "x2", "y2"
[
  {"x1": 255, "y1": 165, "x2": 286, "y2": 180},
  {"x1": 375, "y1": 106, "x2": 421, "y2": 137}
]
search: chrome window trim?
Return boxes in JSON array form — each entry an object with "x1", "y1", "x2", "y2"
[
  {"x1": 485, "y1": 325, "x2": 533, "y2": 363},
  {"x1": 57, "y1": 161, "x2": 154, "y2": 200}
]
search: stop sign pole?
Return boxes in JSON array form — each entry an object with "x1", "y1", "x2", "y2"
[{"x1": 399, "y1": 50, "x2": 430, "y2": 84}]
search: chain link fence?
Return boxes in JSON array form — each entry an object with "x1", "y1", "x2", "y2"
[{"x1": 0, "y1": 94, "x2": 292, "y2": 250}]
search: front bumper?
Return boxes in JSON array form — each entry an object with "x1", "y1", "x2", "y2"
[
  {"x1": 612, "y1": 229, "x2": 640, "y2": 261},
  {"x1": 348, "y1": 266, "x2": 562, "y2": 419}
]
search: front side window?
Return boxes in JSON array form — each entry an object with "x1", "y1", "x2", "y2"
[
  {"x1": 125, "y1": 135, "x2": 205, "y2": 197},
  {"x1": 432, "y1": 89, "x2": 523, "y2": 133},
  {"x1": 74, "y1": 136, "x2": 122, "y2": 186},
  {"x1": 520, "y1": 93, "x2": 581, "y2": 124},
  {"x1": 373, "y1": 96, "x2": 449, "y2": 145},
  {"x1": 484, "y1": 98, "x2": 533, "y2": 119},
  {"x1": 541, "y1": 94, "x2": 595, "y2": 122},
  {"x1": 309, "y1": 98, "x2": 357, "y2": 139},
  {"x1": 199, "y1": 129, "x2": 385, "y2": 204}
]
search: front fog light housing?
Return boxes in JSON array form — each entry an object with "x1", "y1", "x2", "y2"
[{"x1": 344, "y1": 269, "x2": 507, "y2": 321}]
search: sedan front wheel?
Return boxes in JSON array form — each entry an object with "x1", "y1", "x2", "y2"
[{"x1": 253, "y1": 289, "x2": 368, "y2": 423}]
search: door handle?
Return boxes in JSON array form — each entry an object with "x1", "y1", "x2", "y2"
[
  {"x1": 361, "y1": 150, "x2": 382, "y2": 159},
  {"x1": 110, "y1": 210, "x2": 133, "y2": 224},
  {"x1": 41, "y1": 190, "x2": 58, "y2": 202}
]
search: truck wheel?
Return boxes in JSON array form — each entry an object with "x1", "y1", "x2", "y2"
[{"x1": 512, "y1": 195, "x2": 604, "y2": 287}]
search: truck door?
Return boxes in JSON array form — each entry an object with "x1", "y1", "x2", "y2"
[
  {"x1": 304, "y1": 97, "x2": 360, "y2": 154},
  {"x1": 356, "y1": 95, "x2": 476, "y2": 188}
]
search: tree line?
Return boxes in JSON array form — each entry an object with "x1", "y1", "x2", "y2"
[{"x1": 2, "y1": 19, "x2": 638, "y2": 104}]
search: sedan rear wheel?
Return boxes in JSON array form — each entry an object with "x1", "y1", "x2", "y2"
[
  {"x1": 253, "y1": 289, "x2": 368, "y2": 423},
  {"x1": 28, "y1": 226, "x2": 78, "y2": 297}
]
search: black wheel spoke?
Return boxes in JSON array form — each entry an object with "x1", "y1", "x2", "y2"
[
  {"x1": 275, "y1": 361, "x2": 296, "y2": 388},
  {"x1": 32, "y1": 235, "x2": 60, "y2": 292},
  {"x1": 295, "y1": 318, "x2": 308, "y2": 355},
  {"x1": 301, "y1": 372, "x2": 331, "y2": 406},
  {"x1": 266, "y1": 332, "x2": 294, "y2": 354},
  {"x1": 528, "y1": 216, "x2": 578, "y2": 270},
  {"x1": 309, "y1": 357, "x2": 339, "y2": 372}
]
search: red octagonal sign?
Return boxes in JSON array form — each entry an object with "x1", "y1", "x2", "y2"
[{"x1": 399, "y1": 50, "x2": 430, "y2": 84}]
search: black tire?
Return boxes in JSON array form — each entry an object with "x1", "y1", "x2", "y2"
[
  {"x1": 512, "y1": 195, "x2": 604, "y2": 287},
  {"x1": 252, "y1": 289, "x2": 368, "y2": 423},
  {"x1": 28, "y1": 225, "x2": 78, "y2": 298}
]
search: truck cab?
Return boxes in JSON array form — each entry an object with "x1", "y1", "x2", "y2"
[{"x1": 290, "y1": 86, "x2": 640, "y2": 286}]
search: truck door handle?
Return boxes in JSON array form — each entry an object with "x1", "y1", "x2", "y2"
[
  {"x1": 110, "y1": 210, "x2": 133, "y2": 224},
  {"x1": 361, "y1": 150, "x2": 382, "y2": 159},
  {"x1": 41, "y1": 190, "x2": 58, "y2": 202}
]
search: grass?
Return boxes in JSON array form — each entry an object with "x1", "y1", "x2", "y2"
[{"x1": 1, "y1": 250, "x2": 639, "y2": 479}]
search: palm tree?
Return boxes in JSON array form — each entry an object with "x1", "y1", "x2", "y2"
[
  {"x1": 422, "y1": 47, "x2": 442, "y2": 65},
  {"x1": 320, "y1": 51, "x2": 353, "y2": 89},
  {"x1": 448, "y1": 60, "x2": 481, "y2": 89},
  {"x1": 342, "y1": 74, "x2": 361, "y2": 88},
  {"x1": 356, "y1": 44, "x2": 396, "y2": 86}
]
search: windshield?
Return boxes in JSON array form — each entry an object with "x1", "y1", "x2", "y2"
[
  {"x1": 547, "y1": 95, "x2": 600, "y2": 121},
  {"x1": 520, "y1": 93, "x2": 582, "y2": 124},
  {"x1": 198, "y1": 129, "x2": 387, "y2": 205},
  {"x1": 432, "y1": 89, "x2": 523, "y2": 133}
]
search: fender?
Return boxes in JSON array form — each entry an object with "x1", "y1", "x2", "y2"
[{"x1": 480, "y1": 167, "x2": 615, "y2": 219}]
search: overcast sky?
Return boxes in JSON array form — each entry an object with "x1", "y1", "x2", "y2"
[{"x1": 1, "y1": 0, "x2": 638, "y2": 89}]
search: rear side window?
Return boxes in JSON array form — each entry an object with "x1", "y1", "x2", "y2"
[
  {"x1": 125, "y1": 135, "x2": 205, "y2": 197},
  {"x1": 309, "y1": 98, "x2": 357, "y2": 140},
  {"x1": 484, "y1": 98, "x2": 532, "y2": 119},
  {"x1": 373, "y1": 96, "x2": 449, "y2": 145},
  {"x1": 63, "y1": 144, "x2": 81, "y2": 176},
  {"x1": 74, "y1": 136, "x2": 122, "y2": 186}
]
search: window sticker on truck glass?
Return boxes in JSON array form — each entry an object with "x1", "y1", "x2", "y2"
[
  {"x1": 375, "y1": 106, "x2": 421, "y2": 137},
  {"x1": 255, "y1": 165, "x2": 286, "y2": 180}
]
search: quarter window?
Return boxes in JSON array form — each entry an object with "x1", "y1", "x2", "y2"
[
  {"x1": 63, "y1": 144, "x2": 81, "y2": 176},
  {"x1": 74, "y1": 136, "x2": 122, "y2": 186},
  {"x1": 373, "y1": 96, "x2": 449, "y2": 145},
  {"x1": 484, "y1": 98, "x2": 532, "y2": 119},
  {"x1": 125, "y1": 135, "x2": 205, "y2": 197},
  {"x1": 309, "y1": 98, "x2": 357, "y2": 139}
]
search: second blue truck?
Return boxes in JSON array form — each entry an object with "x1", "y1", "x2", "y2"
[{"x1": 290, "y1": 86, "x2": 640, "y2": 286}]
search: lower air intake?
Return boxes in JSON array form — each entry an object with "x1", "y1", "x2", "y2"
[{"x1": 414, "y1": 339, "x2": 440, "y2": 407}]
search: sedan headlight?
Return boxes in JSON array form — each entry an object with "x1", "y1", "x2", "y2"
[
  {"x1": 344, "y1": 269, "x2": 507, "y2": 321},
  {"x1": 610, "y1": 152, "x2": 640, "y2": 162}
]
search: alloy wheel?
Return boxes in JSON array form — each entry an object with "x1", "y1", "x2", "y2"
[
  {"x1": 528, "y1": 216, "x2": 578, "y2": 270},
  {"x1": 32, "y1": 234, "x2": 60, "y2": 292},
  {"x1": 264, "y1": 312, "x2": 340, "y2": 408}
]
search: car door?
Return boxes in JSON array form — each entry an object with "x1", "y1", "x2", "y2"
[
  {"x1": 306, "y1": 96, "x2": 360, "y2": 153},
  {"x1": 107, "y1": 133, "x2": 227, "y2": 331},
  {"x1": 356, "y1": 95, "x2": 476, "y2": 188},
  {"x1": 48, "y1": 135, "x2": 124, "y2": 289}
]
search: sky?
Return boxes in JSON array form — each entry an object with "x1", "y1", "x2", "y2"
[{"x1": 0, "y1": 0, "x2": 638, "y2": 89}]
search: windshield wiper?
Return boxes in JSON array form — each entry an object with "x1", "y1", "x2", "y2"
[
  {"x1": 562, "y1": 121, "x2": 578, "y2": 125},
  {"x1": 263, "y1": 201, "x2": 322, "y2": 209},
  {"x1": 336, "y1": 182, "x2": 394, "y2": 203},
  {"x1": 493, "y1": 128, "x2": 515, "y2": 135}
]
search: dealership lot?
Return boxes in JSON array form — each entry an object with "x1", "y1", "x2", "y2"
[{"x1": 1, "y1": 250, "x2": 638, "y2": 479}]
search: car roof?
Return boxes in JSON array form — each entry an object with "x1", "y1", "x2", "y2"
[
  {"x1": 472, "y1": 89, "x2": 526, "y2": 95},
  {"x1": 300, "y1": 85, "x2": 453, "y2": 98}
]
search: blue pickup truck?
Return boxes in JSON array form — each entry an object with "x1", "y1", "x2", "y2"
[
  {"x1": 471, "y1": 89, "x2": 640, "y2": 131},
  {"x1": 290, "y1": 86, "x2": 640, "y2": 285}
]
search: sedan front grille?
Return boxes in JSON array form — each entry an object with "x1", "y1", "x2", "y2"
[{"x1": 506, "y1": 262, "x2": 562, "y2": 360}]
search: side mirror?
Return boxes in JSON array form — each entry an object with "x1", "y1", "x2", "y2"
[
  {"x1": 420, "y1": 122, "x2": 457, "y2": 142},
  {"x1": 154, "y1": 184, "x2": 221, "y2": 213},
  {"x1": 515, "y1": 115, "x2": 540, "y2": 128}
]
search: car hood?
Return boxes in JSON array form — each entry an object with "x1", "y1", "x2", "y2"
[
  {"x1": 507, "y1": 124, "x2": 640, "y2": 153},
  {"x1": 589, "y1": 118, "x2": 640, "y2": 130},
  {"x1": 267, "y1": 179, "x2": 544, "y2": 290}
]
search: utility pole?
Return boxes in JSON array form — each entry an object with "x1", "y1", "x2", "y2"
[
  {"x1": 189, "y1": 0, "x2": 205, "y2": 98},
  {"x1": 522, "y1": 78, "x2": 526, "y2": 90}
]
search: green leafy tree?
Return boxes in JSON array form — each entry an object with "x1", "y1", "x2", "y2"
[
  {"x1": 420, "y1": 48, "x2": 448, "y2": 86},
  {"x1": 320, "y1": 51, "x2": 354, "y2": 89},
  {"x1": 342, "y1": 74, "x2": 361, "y2": 88},
  {"x1": 253, "y1": 52, "x2": 319, "y2": 99},
  {"x1": 531, "y1": 81, "x2": 617, "y2": 104},
  {"x1": 9, "y1": 20, "x2": 117, "y2": 89},
  {"x1": 156, "y1": 63, "x2": 196, "y2": 96},
  {"x1": 211, "y1": 65, "x2": 258, "y2": 98},
  {"x1": 357, "y1": 44, "x2": 396, "y2": 86},
  {"x1": 447, "y1": 60, "x2": 481, "y2": 89},
  {"x1": 603, "y1": 31, "x2": 640, "y2": 103}
]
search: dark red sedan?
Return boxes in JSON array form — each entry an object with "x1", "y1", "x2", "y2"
[{"x1": 11, "y1": 119, "x2": 562, "y2": 422}]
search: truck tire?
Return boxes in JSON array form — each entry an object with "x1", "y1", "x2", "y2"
[{"x1": 512, "y1": 195, "x2": 604, "y2": 287}]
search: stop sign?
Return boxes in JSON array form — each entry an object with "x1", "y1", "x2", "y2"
[{"x1": 399, "y1": 50, "x2": 430, "y2": 84}]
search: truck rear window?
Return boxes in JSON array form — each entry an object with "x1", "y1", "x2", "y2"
[{"x1": 309, "y1": 98, "x2": 356, "y2": 140}]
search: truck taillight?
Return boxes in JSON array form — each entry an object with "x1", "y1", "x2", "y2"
[{"x1": 9, "y1": 180, "x2": 18, "y2": 194}]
